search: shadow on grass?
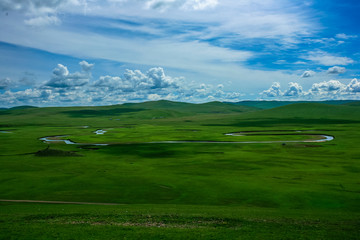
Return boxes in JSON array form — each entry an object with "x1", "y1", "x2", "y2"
[
  {"x1": 35, "y1": 147, "x2": 82, "y2": 157},
  {"x1": 103, "y1": 144, "x2": 181, "y2": 158}
]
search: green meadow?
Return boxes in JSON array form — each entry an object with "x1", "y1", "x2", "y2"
[{"x1": 0, "y1": 100, "x2": 359, "y2": 239}]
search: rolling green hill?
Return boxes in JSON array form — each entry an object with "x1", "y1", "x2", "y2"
[
  {"x1": 240, "y1": 102, "x2": 360, "y2": 120},
  {"x1": 123, "y1": 100, "x2": 258, "y2": 113},
  {"x1": 0, "y1": 100, "x2": 257, "y2": 127},
  {"x1": 233, "y1": 100, "x2": 359, "y2": 109}
]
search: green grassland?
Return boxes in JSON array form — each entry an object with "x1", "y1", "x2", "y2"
[{"x1": 0, "y1": 100, "x2": 359, "y2": 239}]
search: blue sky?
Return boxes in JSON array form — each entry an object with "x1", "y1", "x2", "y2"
[{"x1": 0, "y1": 0, "x2": 359, "y2": 107}]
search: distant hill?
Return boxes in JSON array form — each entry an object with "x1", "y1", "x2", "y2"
[
  {"x1": 227, "y1": 102, "x2": 360, "y2": 127},
  {"x1": 1, "y1": 100, "x2": 360, "y2": 127},
  {"x1": 342, "y1": 101, "x2": 360, "y2": 107},
  {"x1": 121, "y1": 100, "x2": 257, "y2": 114},
  {"x1": 9, "y1": 105, "x2": 38, "y2": 110},
  {"x1": 232, "y1": 100, "x2": 359, "y2": 109},
  {"x1": 258, "y1": 102, "x2": 360, "y2": 119}
]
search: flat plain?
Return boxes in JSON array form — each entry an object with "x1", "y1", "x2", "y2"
[{"x1": 0, "y1": 100, "x2": 359, "y2": 239}]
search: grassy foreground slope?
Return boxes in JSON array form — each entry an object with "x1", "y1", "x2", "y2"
[{"x1": 0, "y1": 101, "x2": 359, "y2": 239}]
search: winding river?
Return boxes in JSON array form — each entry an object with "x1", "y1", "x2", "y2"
[{"x1": 39, "y1": 131, "x2": 334, "y2": 146}]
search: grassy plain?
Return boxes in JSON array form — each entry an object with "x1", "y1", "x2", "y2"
[{"x1": 0, "y1": 100, "x2": 359, "y2": 239}]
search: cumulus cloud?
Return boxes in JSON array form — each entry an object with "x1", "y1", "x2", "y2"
[
  {"x1": 93, "y1": 75, "x2": 123, "y2": 90},
  {"x1": 0, "y1": 88, "x2": 56, "y2": 106},
  {"x1": 260, "y1": 79, "x2": 360, "y2": 100},
  {"x1": 301, "y1": 70, "x2": 315, "y2": 78},
  {"x1": 93, "y1": 67, "x2": 179, "y2": 92},
  {"x1": 346, "y1": 78, "x2": 360, "y2": 93},
  {"x1": 146, "y1": 67, "x2": 178, "y2": 88},
  {"x1": 79, "y1": 60, "x2": 94, "y2": 73},
  {"x1": 261, "y1": 82, "x2": 303, "y2": 98},
  {"x1": 310, "y1": 80, "x2": 344, "y2": 93},
  {"x1": 283, "y1": 82, "x2": 303, "y2": 97},
  {"x1": 260, "y1": 82, "x2": 282, "y2": 97},
  {"x1": 304, "y1": 51, "x2": 354, "y2": 66},
  {"x1": 327, "y1": 66, "x2": 346, "y2": 74},
  {"x1": 44, "y1": 61, "x2": 92, "y2": 88}
]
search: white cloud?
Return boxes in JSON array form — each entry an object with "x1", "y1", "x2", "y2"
[
  {"x1": 183, "y1": 0, "x2": 218, "y2": 10},
  {"x1": 304, "y1": 51, "x2": 354, "y2": 66},
  {"x1": 283, "y1": 82, "x2": 303, "y2": 96},
  {"x1": 260, "y1": 79, "x2": 360, "y2": 100},
  {"x1": 0, "y1": 88, "x2": 56, "y2": 105},
  {"x1": 346, "y1": 78, "x2": 360, "y2": 93},
  {"x1": 310, "y1": 80, "x2": 345, "y2": 93},
  {"x1": 301, "y1": 70, "x2": 315, "y2": 78},
  {"x1": 44, "y1": 61, "x2": 91, "y2": 88},
  {"x1": 260, "y1": 82, "x2": 282, "y2": 97},
  {"x1": 335, "y1": 33, "x2": 358, "y2": 39},
  {"x1": 93, "y1": 75, "x2": 123, "y2": 90},
  {"x1": 79, "y1": 60, "x2": 94, "y2": 72},
  {"x1": 294, "y1": 61, "x2": 307, "y2": 65},
  {"x1": 93, "y1": 67, "x2": 180, "y2": 92},
  {"x1": 146, "y1": 67, "x2": 178, "y2": 88},
  {"x1": 273, "y1": 60, "x2": 287, "y2": 65},
  {"x1": 327, "y1": 66, "x2": 346, "y2": 74}
]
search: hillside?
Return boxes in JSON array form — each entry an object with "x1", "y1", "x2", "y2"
[
  {"x1": 233, "y1": 100, "x2": 359, "y2": 109},
  {"x1": 243, "y1": 102, "x2": 360, "y2": 120},
  {"x1": 0, "y1": 100, "x2": 257, "y2": 127},
  {"x1": 122, "y1": 100, "x2": 258, "y2": 113}
]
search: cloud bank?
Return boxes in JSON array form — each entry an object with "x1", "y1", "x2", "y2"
[
  {"x1": 1, "y1": 60, "x2": 360, "y2": 107},
  {"x1": 261, "y1": 79, "x2": 360, "y2": 100},
  {"x1": 0, "y1": 61, "x2": 244, "y2": 107}
]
